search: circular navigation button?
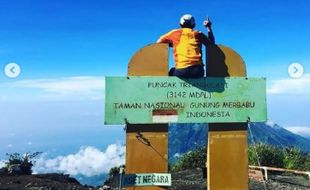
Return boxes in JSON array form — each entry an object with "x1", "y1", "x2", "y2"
[
  {"x1": 288, "y1": 62, "x2": 303, "y2": 78},
  {"x1": 4, "y1": 62, "x2": 21, "y2": 78}
]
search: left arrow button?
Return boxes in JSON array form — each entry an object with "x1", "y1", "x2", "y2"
[{"x1": 4, "y1": 63, "x2": 21, "y2": 78}]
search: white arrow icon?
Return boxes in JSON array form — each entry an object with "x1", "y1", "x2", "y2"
[
  {"x1": 4, "y1": 63, "x2": 21, "y2": 78},
  {"x1": 288, "y1": 62, "x2": 303, "y2": 78},
  {"x1": 293, "y1": 66, "x2": 298, "y2": 74}
]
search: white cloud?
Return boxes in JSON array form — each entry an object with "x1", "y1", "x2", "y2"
[
  {"x1": 33, "y1": 144, "x2": 125, "y2": 177},
  {"x1": 0, "y1": 160, "x2": 6, "y2": 168},
  {"x1": 2, "y1": 76, "x2": 105, "y2": 101},
  {"x1": 14, "y1": 76, "x2": 105, "y2": 94},
  {"x1": 267, "y1": 73, "x2": 310, "y2": 94},
  {"x1": 284, "y1": 126, "x2": 310, "y2": 137},
  {"x1": 7, "y1": 144, "x2": 13, "y2": 148}
]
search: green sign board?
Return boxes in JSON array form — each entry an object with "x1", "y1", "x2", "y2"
[
  {"x1": 122, "y1": 173, "x2": 171, "y2": 187},
  {"x1": 105, "y1": 77, "x2": 267, "y2": 124}
]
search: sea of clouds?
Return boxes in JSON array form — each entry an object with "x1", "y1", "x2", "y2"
[{"x1": 33, "y1": 143, "x2": 125, "y2": 177}]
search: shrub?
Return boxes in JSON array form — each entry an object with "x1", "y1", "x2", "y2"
[
  {"x1": 248, "y1": 143, "x2": 285, "y2": 168},
  {"x1": 108, "y1": 166, "x2": 120, "y2": 178},
  {"x1": 104, "y1": 165, "x2": 125, "y2": 187},
  {"x1": 5, "y1": 152, "x2": 41, "y2": 175},
  {"x1": 172, "y1": 143, "x2": 310, "y2": 172},
  {"x1": 249, "y1": 143, "x2": 310, "y2": 171},
  {"x1": 283, "y1": 147, "x2": 309, "y2": 171},
  {"x1": 170, "y1": 146, "x2": 206, "y2": 172}
]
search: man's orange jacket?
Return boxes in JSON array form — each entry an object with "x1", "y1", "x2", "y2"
[{"x1": 157, "y1": 28, "x2": 215, "y2": 69}]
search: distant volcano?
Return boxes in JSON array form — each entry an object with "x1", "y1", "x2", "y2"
[{"x1": 168, "y1": 122, "x2": 310, "y2": 162}]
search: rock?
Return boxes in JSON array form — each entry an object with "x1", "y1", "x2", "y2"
[
  {"x1": 102, "y1": 168, "x2": 310, "y2": 190},
  {"x1": 25, "y1": 182, "x2": 32, "y2": 187},
  {"x1": 0, "y1": 173, "x2": 97, "y2": 190},
  {"x1": 0, "y1": 168, "x2": 8, "y2": 176},
  {"x1": 98, "y1": 186, "x2": 111, "y2": 190}
]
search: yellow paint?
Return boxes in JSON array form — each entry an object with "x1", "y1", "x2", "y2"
[
  {"x1": 208, "y1": 130, "x2": 249, "y2": 190},
  {"x1": 128, "y1": 43, "x2": 169, "y2": 76},
  {"x1": 126, "y1": 43, "x2": 169, "y2": 190},
  {"x1": 126, "y1": 126, "x2": 168, "y2": 190},
  {"x1": 207, "y1": 44, "x2": 249, "y2": 190},
  {"x1": 207, "y1": 44, "x2": 246, "y2": 77}
]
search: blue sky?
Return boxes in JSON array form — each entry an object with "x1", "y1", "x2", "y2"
[
  {"x1": 0, "y1": 0, "x2": 310, "y2": 178},
  {"x1": 0, "y1": 0, "x2": 309, "y2": 79}
]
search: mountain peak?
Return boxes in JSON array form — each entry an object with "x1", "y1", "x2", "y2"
[{"x1": 169, "y1": 122, "x2": 310, "y2": 160}]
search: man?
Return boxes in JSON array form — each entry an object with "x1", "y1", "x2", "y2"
[{"x1": 157, "y1": 14, "x2": 215, "y2": 78}]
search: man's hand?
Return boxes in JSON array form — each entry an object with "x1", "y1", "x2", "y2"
[
  {"x1": 203, "y1": 16, "x2": 212, "y2": 28},
  {"x1": 203, "y1": 20, "x2": 212, "y2": 28}
]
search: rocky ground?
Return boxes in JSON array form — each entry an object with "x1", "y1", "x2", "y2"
[
  {"x1": 1, "y1": 168, "x2": 309, "y2": 190},
  {"x1": 0, "y1": 173, "x2": 96, "y2": 190},
  {"x1": 105, "y1": 168, "x2": 310, "y2": 190},
  {"x1": 169, "y1": 168, "x2": 310, "y2": 190}
]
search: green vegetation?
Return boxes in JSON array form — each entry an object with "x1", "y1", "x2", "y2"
[
  {"x1": 108, "y1": 165, "x2": 124, "y2": 178},
  {"x1": 170, "y1": 146, "x2": 206, "y2": 172},
  {"x1": 104, "y1": 165, "x2": 125, "y2": 187},
  {"x1": 5, "y1": 152, "x2": 41, "y2": 175},
  {"x1": 168, "y1": 122, "x2": 310, "y2": 161},
  {"x1": 249, "y1": 143, "x2": 284, "y2": 168},
  {"x1": 283, "y1": 147, "x2": 310, "y2": 170},
  {"x1": 249, "y1": 143, "x2": 310, "y2": 171},
  {"x1": 170, "y1": 143, "x2": 310, "y2": 172}
]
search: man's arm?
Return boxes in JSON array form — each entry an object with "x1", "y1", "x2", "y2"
[
  {"x1": 201, "y1": 18, "x2": 215, "y2": 45},
  {"x1": 206, "y1": 27, "x2": 215, "y2": 44},
  {"x1": 156, "y1": 29, "x2": 178, "y2": 47}
]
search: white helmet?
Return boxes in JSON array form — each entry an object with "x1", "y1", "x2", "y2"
[{"x1": 180, "y1": 14, "x2": 195, "y2": 27}]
